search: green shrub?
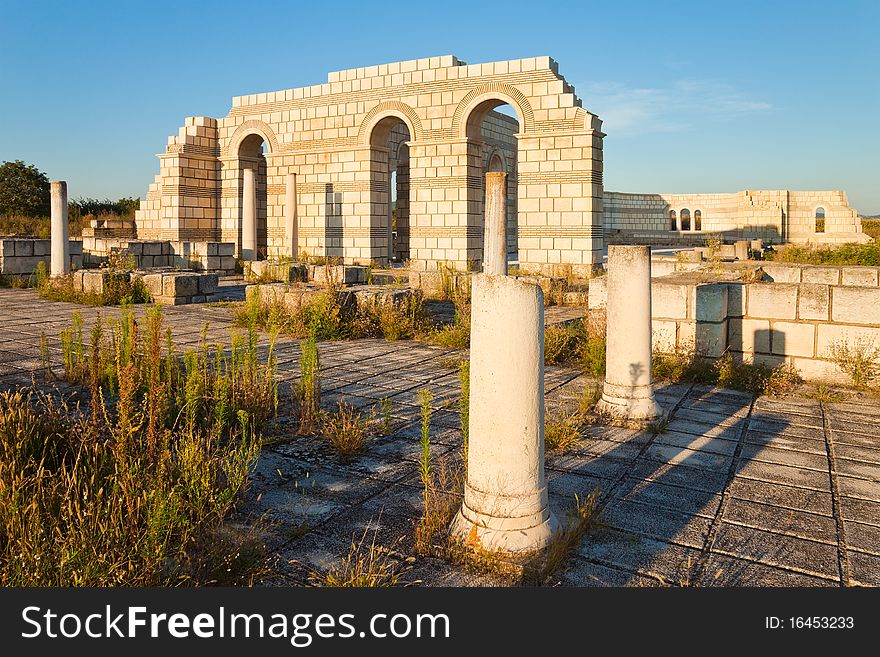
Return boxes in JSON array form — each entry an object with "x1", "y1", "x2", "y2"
[{"x1": 766, "y1": 243, "x2": 880, "y2": 266}]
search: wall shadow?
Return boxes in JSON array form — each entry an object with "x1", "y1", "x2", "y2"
[{"x1": 324, "y1": 183, "x2": 344, "y2": 259}]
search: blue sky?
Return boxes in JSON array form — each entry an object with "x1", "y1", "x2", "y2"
[{"x1": 1, "y1": 0, "x2": 878, "y2": 212}]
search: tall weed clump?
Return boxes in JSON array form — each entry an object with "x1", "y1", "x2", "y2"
[{"x1": 0, "y1": 306, "x2": 276, "y2": 586}]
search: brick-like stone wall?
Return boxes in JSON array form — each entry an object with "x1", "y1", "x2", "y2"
[
  {"x1": 0, "y1": 238, "x2": 83, "y2": 275},
  {"x1": 589, "y1": 271, "x2": 880, "y2": 384},
  {"x1": 135, "y1": 55, "x2": 605, "y2": 275},
  {"x1": 603, "y1": 190, "x2": 867, "y2": 245}
]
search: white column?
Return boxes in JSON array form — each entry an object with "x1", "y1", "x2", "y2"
[
  {"x1": 483, "y1": 171, "x2": 507, "y2": 275},
  {"x1": 734, "y1": 240, "x2": 749, "y2": 260},
  {"x1": 596, "y1": 245, "x2": 664, "y2": 421},
  {"x1": 50, "y1": 180, "x2": 69, "y2": 277},
  {"x1": 241, "y1": 167, "x2": 257, "y2": 261},
  {"x1": 451, "y1": 273, "x2": 559, "y2": 553},
  {"x1": 285, "y1": 173, "x2": 298, "y2": 260}
]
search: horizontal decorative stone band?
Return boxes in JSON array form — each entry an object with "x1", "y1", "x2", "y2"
[
  {"x1": 518, "y1": 225, "x2": 603, "y2": 236},
  {"x1": 228, "y1": 71, "x2": 559, "y2": 117},
  {"x1": 167, "y1": 143, "x2": 221, "y2": 157},
  {"x1": 517, "y1": 171, "x2": 602, "y2": 185},
  {"x1": 410, "y1": 226, "x2": 483, "y2": 238},
  {"x1": 409, "y1": 175, "x2": 484, "y2": 189},
  {"x1": 163, "y1": 185, "x2": 219, "y2": 199},
  {"x1": 298, "y1": 227, "x2": 391, "y2": 238},
  {"x1": 220, "y1": 180, "x2": 387, "y2": 197}
]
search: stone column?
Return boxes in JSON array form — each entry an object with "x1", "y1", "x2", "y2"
[
  {"x1": 241, "y1": 167, "x2": 257, "y2": 261},
  {"x1": 483, "y1": 172, "x2": 507, "y2": 275},
  {"x1": 596, "y1": 245, "x2": 664, "y2": 422},
  {"x1": 451, "y1": 274, "x2": 559, "y2": 553},
  {"x1": 734, "y1": 240, "x2": 750, "y2": 260},
  {"x1": 285, "y1": 173, "x2": 298, "y2": 260},
  {"x1": 50, "y1": 180, "x2": 69, "y2": 277}
]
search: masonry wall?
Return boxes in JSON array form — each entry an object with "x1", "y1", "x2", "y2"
[
  {"x1": 0, "y1": 238, "x2": 83, "y2": 275},
  {"x1": 589, "y1": 268, "x2": 880, "y2": 384},
  {"x1": 135, "y1": 55, "x2": 604, "y2": 275},
  {"x1": 603, "y1": 190, "x2": 867, "y2": 245}
]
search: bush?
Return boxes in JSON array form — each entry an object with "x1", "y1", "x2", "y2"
[
  {"x1": 766, "y1": 243, "x2": 880, "y2": 266},
  {"x1": 319, "y1": 401, "x2": 373, "y2": 459}
]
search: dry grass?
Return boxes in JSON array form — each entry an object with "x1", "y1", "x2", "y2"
[
  {"x1": 308, "y1": 522, "x2": 403, "y2": 587},
  {"x1": 827, "y1": 338, "x2": 880, "y2": 389},
  {"x1": 0, "y1": 306, "x2": 275, "y2": 586},
  {"x1": 319, "y1": 400, "x2": 373, "y2": 459},
  {"x1": 766, "y1": 242, "x2": 880, "y2": 266},
  {"x1": 531, "y1": 489, "x2": 600, "y2": 582},
  {"x1": 544, "y1": 413, "x2": 582, "y2": 451}
]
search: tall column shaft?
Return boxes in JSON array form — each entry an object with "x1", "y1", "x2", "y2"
[
  {"x1": 452, "y1": 274, "x2": 559, "y2": 552},
  {"x1": 483, "y1": 171, "x2": 507, "y2": 275},
  {"x1": 596, "y1": 245, "x2": 663, "y2": 421},
  {"x1": 241, "y1": 168, "x2": 257, "y2": 261},
  {"x1": 285, "y1": 173, "x2": 298, "y2": 259},
  {"x1": 50, "y1": 181, "x2": 69, "y2": 277}
]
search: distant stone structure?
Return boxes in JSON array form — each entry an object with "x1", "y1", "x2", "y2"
[
  {"x1": 134, "y1": 55, "x2": 605, "y2": 275},
  {"x1": 604, "y1": 190, "x2": 868, "y2": 246}
]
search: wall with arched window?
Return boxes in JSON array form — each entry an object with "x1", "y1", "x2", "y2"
[
  {"x1": 694, "y1": 210, "x2": 702, "y2": 231},
  {"x1": 815, "y1": 207, "x2": 826, "y2": 233},
  {"x1": 669, "y1": 210, "x2": 677, "y2": 231}
]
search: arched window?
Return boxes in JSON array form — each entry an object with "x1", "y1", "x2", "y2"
[
  {"x1": 669, "y1": 210, "x2": 677, "y2": 231},
  {"x1": 815, "y1": 207, "x2": 826, "y2": 233},
  {"x1": 694, "y1": 210, "x2": 702, "y2": 231},
  {"x1": 680, "y1": 208, "x2": 691, "y2": 232}
]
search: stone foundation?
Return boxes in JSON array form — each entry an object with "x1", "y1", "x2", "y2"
[{"x1": 0, "y1": 238, "x2": 83, "y2": 276}]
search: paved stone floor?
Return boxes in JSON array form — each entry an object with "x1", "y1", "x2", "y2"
[{"x1": 1, "y1": 286, "x2": 879, "y2": 586}]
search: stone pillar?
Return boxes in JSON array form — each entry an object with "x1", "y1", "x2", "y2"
[
  {"x1": 596, "y1": 245, "x2": 664, "y2": 422},
  {"x1": 50, "y1": 180, "x2": 69, "y2": 277},
  {"x1": 451, "y1": 274, "x2": 559, "y2": 553},
  {"x1": 734, "y1": 240, "x2": 750, "y2": 260},
  {"x1": 750, "y1": 238, "x2": 763, "y2": 254},
  {"x1": 285, "y1": 173, "x2": 298, "y2": 259},
  {"x1": 241, "y1": 167, "x2": 257, "y2": 261},
  {"x1": 483, "y1": 172, "x2": 507, "y2": 275}
]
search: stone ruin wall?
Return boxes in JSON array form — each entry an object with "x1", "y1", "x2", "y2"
[
  {"x1": 135, "y1": 55, "x2": 604, "y2": 275},
  {"x1": 603, "y1": 190, "x2": 867, "y2": 245}
]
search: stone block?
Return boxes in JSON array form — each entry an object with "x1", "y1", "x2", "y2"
[
  {"x1": 761, "y1": 264, "x2": 801, "y2": 283},
  {"x1": 652, "y1": 281, "x2": 689, "y2": 319},
  {"x1": 695, "y1": 283, "x2": 728, "y2": 322},
  {"x1": 831, "y1": 286, "x2": 880, "y2": 325},
  {"x1": 14, "y1": 240, "x2": 33, "y2": 256},
  {"x1": 162, "y1": 273, "x2": 198, "y2": 298},
  {"x1": 143, "y1": 242, "x2": 164, "y2": 256},
  {"x1": 33, "y1": 241, "x2": 50, "y2": 256},
  {"x1": 650, "y1": 260, "x2": 676, "y2": 277},
  {"x1": 126, "y1": 241, "x2": 144, "y2": 255},
  {"x1": 217, "y1": 243, "x2": 235, "y2": 256},
  {"x1": 311, "y1": 264, "x2": 366, "y2": 285},
  {"x1": 719, "y1": 244, "x2": 737, "y2": 259},
  {"x1": 746, "y1": 283, "x2": 797, "y2": 319},
  {"x1": 798, "y1": 284, "x2": 830, "y2": 321},
  {"x1": 841, "y1": 267, "x2": 878, "y2": 287},
  {"x1": 2, "y1": 255, "x2": 43, "y2": 275},
  {"x1": 190, "y1": 295, "x2": 206, "y2": 304},
  {"x1": 770, "y1": 321, "x2": 816, "y2": 358},
  {"x1": 198, "y1": 273, "x2": 219, "y2": 294},
  {"x1": 0, "y1": 240, "x2": 14, "y2": 258},
  {"x1": 151, "y1": 296, "x2": 189, "y2": 306},
  {"x1": 802, "y1": 267, "x2": 840, "y2": 285},
  {"x1": 141, "y1": 273, "x2": 164, "y2": 298},
  {"x1": 728, "y1": 318, "x2": 771, "y2": 354},
  {"x1": 220, "y1": 256, "x2": 236, "y2": 271},
  {"x1": 696, "y1": 321, "x2": 727, "y2": 357},
  {"x1": 725, "y1": 283, "x2": 745, "y2": 317},
  {"x1": 651, "y1": 319, "x2": 678, "y2": 353},
  {"x1": 587, "y1": 275, "x2": 607, "y2": 309},
  {"x1": 816, "y1": 324, "x2": 880, "y2": 357}
]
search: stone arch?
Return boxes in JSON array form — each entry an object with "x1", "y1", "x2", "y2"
[
  {"x1": 224, "y1": 119, "x2": 279, "y2": 157},
  {"x1": 358, "y1": 101, "x2": 423, "y2": 146},
  {"x1": 452, "y1": 83, "x2": 535, "y2": 138},
  {"x1": 486, "y1": 147, "x2": 508, "y2": 172}
]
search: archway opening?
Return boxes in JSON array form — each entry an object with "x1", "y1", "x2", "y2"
[
  {"x1": 237, "y1": 134, "x2": 269, "y2": 260},
  {"x1": 815, "y1": 207, "x2": 826, "y2": 233},
  {"x1": 465, "y1": 100, "x2": 520, "y2": 271},
  {"x1": 694, "y1": 209, "x2": 702, "y2": 231},
  {"x1": 669, "y1": 209, "x2": 678, "y2": 231},
  {"x1": 369, "y1": 116, "x2": 411, "y2": 265}
]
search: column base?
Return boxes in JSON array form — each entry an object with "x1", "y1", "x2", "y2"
[
  {"x1": 595, "y1": 382, "x2": 665, "y2": 422},
  {"x1": 451, "y1": 499, "x2": 560, "y2": 554}
]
